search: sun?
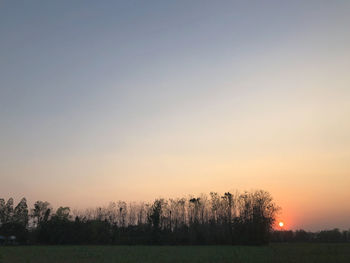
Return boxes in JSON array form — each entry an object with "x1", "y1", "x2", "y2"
[{"x1": 279, "y1": 221, "x2": 284, "y2": 227}]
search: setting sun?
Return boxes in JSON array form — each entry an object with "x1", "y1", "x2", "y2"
[{"x1": 1, "y1": 1, "x2": 350, "y2": 261}]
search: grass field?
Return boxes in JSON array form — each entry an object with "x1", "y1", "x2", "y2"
[{"x1": 0, "y1": 243, "x2": 349, "y2": 263}]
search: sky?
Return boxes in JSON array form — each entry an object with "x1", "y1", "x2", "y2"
[{"x1": 1, "y1": 0, "x2": 350, "y2": 231}]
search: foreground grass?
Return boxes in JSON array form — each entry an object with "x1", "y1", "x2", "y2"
[{"x1": 0, "y1": 243, "x2": 349, "y2": 263}]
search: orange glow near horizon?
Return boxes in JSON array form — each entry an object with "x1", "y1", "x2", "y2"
[{"x1": 279, "y1": 222, "x2": 284, "y2": 228}]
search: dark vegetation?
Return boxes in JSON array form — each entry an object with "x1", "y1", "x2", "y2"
[
  {"x1": 271, "y1": 228, "x2": 350, "y2": 243},
  {"x1": 0, "y1": 190, "x2": 349, "y2": 246},
  {"x1": 1, "y1": 244, "x2": 350, "y2": 263}
]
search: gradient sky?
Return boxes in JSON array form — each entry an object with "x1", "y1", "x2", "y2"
[{"x1": 1, "y1": 1, "x2": 350, "y2": 231}]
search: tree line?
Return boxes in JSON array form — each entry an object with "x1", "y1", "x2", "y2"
[
  {"x1": 2, "y1": 189, "x2": 343, "y2": 245},
  {"x1": 271, "y1": 229, "x2": 350, "y2": 243}
]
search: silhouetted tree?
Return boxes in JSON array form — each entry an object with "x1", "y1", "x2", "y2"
[
  {"x1": 54, "y1": 207, "x2": 71, "y2": 221},
  {"x1": 13, "y1": 198, "x2": 29, "y2": 227},
  {"x1": 31, "y1": 201, "x2": 51, "y2": 227},
  {"x1": 148, "y1": 199, "x2": 163, "y2": 244},
  {"x1": 6, "y1": 190, "x2": 347, "y2": 245},
  {"x1": 0, "y1": 198, "x2": 5, "y2": 226},
  {"x1": 4, "y1": 198, "x2": 14, "y2": 224}
]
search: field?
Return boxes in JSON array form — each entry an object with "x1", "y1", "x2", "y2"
[{"x1": 0, "y1": 243, "x2": 350, "y2": 263}]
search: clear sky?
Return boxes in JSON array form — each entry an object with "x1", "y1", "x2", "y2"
[{"x1": 1, "y1": 0, "x2": 350, "y2": 231}]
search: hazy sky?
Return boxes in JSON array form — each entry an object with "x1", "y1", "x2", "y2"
[{"x1": 1, "y1": 1, "x2": 350, "y2": 231}]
